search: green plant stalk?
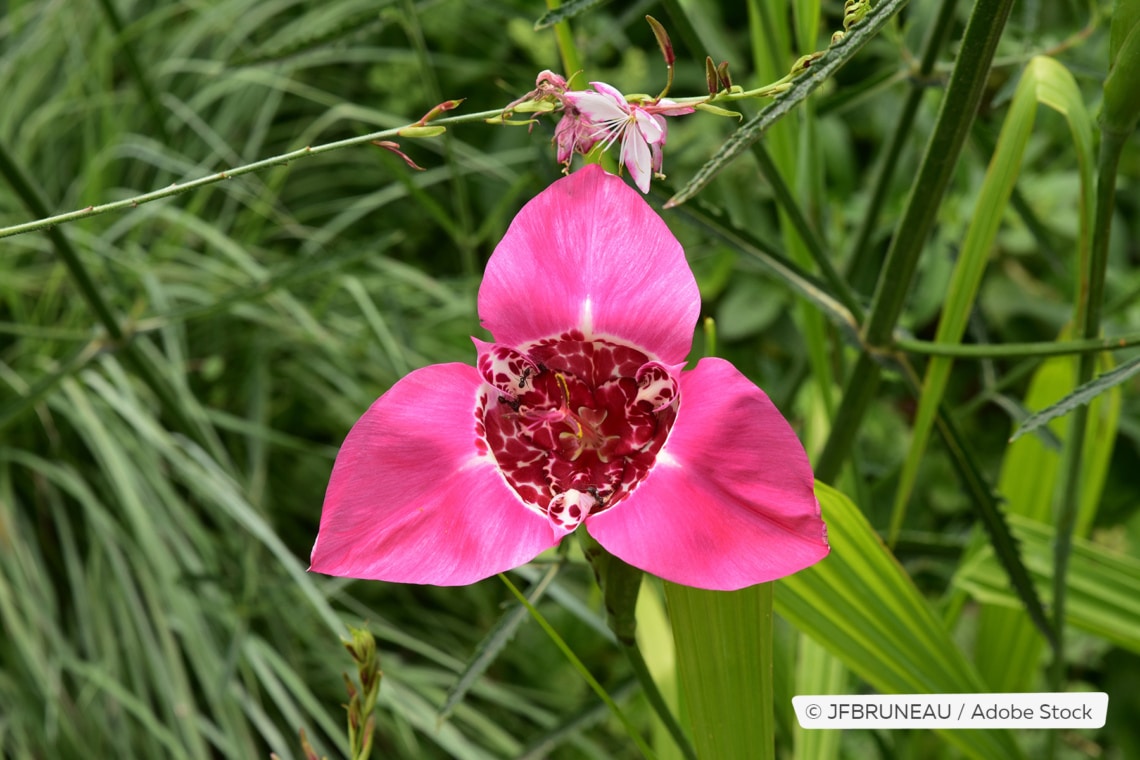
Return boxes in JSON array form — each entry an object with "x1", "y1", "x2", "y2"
[
  {"x1": 399, "y1": 0, "x2": 477, "y2": 277},
  {"x1": 816, "y1": 0, "x2": 1017, "y2": 482},
  {"x1": 1049, "y1": 128, "x2": 1128, "y2": 693},
  {"x1": 623, "y1": 640, "x2": 698, "y2": 760},
  {"x1": 751, "y1": 141, "x2": 863, "y2": 319},
  {"x1": 580, "y1": 533, "x2": 697, "y2": 760},
  {"x1": 0, "y1": 139, "x2": 222, "y2": 460},
  {"x1": 845, "y1": 0, "x2": 959, "y2": 293},
  {"x1": 545, "y1": 0, "x2": 583, "y2": 82},
  {"x1": 894, "y1": 332, "x2": 1140, "y2": 358},
  {"x1": 0, "y1": 108, "x2": 508, "y2": 240},
  {"x1": 93, "y1": 0, "x2": 171, "y2": 143},
  {"x1": 498, "y1": 574, "x2": 657, "y2": 760}
]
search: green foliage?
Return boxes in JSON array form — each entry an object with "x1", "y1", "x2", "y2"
[{"x1": 1, "y1": 0, "x2": 1138, "y2": 759}]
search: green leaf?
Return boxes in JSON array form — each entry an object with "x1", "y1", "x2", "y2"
[
  {"x1": 974, "y1": 347, "x2": 1121, "y2": 691},
  {"x1": 1011, "y1": 353, "x2": 1140, "y2": 441},
  {"x1": 777, "y1": 483, "x2": 1022, "y2": 760},
  {"x1": 956, "y1": 516, "x2": 1140, "y2": 654},
  {"x1": 534, "y1": 0, "x2": 610, "y2": 30},
  {"x1": 890, "y1": 55, "x2": 1096, "y2": 542},
  {"x1": 665, "y1": 582, "x2": 774, "y2": 760}
]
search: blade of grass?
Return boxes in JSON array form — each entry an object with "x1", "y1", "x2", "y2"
[
  {"x1": 815, "y1": 0, "x2": 1018, "y2": 482},
  {"x1": 957, "y1": 515, "x2": 1140, "y2": 654},
  {"x1": 889, "y1": 55, "x2": 1095, "y2": 544},
  {"x1": 664, "y1": 582, "x2": 775, "y2": 760},
  {"x1": 499, "y1": 573, "x2": 656, "y2": 760},
  {"x1": 778, "y1": 483, "x2": 1022, "y2": 760}
]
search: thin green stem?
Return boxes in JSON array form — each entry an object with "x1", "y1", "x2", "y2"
[
  {"x1": 894, "y1": 357, "x2": 1056, "y2": 646},
  {"x1": 750, "y1": 141, "x2": 864, "y2": 319},
  {"x1": 94, "y1": 0, "x2": 171, "y2": 143},
  {"x1": 546, "y1": 0, "x2": 583, "y2": 81},
  {"x1": 1048, "y1": 128, "x2": 1128, "y2": 696},
  {"x1": 622, "y1": 641, "x2": 698, "y2": 760},
  {"x1": 816, "y1": 0, "x2": 1017, "y2": 483},
  {"x1": 499, "y1": 574, "x2": 656, "y2": 760},
  {"x1": 0, "y1": 107, "x2": 507, "y2": 240},
  {"x1": 894, "y1": 331, "x2": 1140, "y2": 358},
  {"x1": 0, "y1": 138, "x2": 223, "y2": 459},
  {"x1": 845, "y1": 0, "x2": 958, "y2": 293}
]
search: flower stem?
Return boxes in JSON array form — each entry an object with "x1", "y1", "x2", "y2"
[
  {"x1": 0, "y1": 107, "x2": 509, "y2": 240},
  {"x1": 844, "y1": 0, "x2": 959, "y2": 294},
  {"x1": 545, "y1": 0, "x2": 583, "y2": 83},
  {"x1": 622, "y1": 640, "x2": 698, "y2": 760},
  {"x1": 499, "y1": 574, "x2": 657, "y2": 760}
]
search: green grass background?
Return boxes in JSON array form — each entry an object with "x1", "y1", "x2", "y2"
[{"x1": 1, "y1": 0, "x2": 1138, "y2": 758}]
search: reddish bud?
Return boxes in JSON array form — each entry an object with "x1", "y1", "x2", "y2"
[
  {"x1": 716, "y1": 61, "x2": 733, "y2": 90},
  {"x1": 417, "y1": 98, "x2": 466, "y2": 125},
  {"x1": 645, "y1": 16, "x2": 675, "y2": 66},
  {"x1": 371, "y1": 140, "x2": 426, "y2": 171},
  {"x1": 705, "y1": 56, "x2": 719, "y2": 94}
]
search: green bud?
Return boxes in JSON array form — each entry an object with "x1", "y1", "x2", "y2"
[
  {"x1": 397, "y1": 125, "x2": 447, "y2": 138},
  {"x1": 695, "y1": 102, "x2": 743, "y2": 119}
]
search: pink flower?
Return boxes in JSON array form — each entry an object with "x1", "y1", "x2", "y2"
[
  {"x1": 561, "y1": 82, "x2": 694, "y2": 192},
  {"x1": 310, "y1": 166, "x2": 828, "y2": 590}
]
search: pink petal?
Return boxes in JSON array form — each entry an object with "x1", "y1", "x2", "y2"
[
  {"x1": 311, "y1": 363, "x2": 560, "y2": 586},
  {"x1": 478, "y1": 165, "x2": 699, "y2": 363},
  {"x1": 632, "y1": 108, "x2": 664, "y2": 145},
  {"x1": 564, "y1": 89, "x2": 628, "y2": 124},
  {"x1": 585, "y1": 358, "x2": 828, "y2": 590},
  {"x1": 620, "y1": 122, "x2": 653, "y2": 193},
  {"x1": 646, "y1": 99, "x2": 695, "y2": 117}
]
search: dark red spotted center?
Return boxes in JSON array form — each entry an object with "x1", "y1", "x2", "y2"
[{"x1": 474, "y1": 330, "x2": 679, "y2": 532}]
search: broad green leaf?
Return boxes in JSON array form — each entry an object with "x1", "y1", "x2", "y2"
[
  {"x1": 956, "y1": 516, "x2": 1140, "y2": 654},
  {"x1": 534, "y1": 0, "x2": 609, "y2": 30},
  {"x1": 637, "y1": 583, "x2": 682, "y2": 760},
  {"x1": 665, "y1": 582, "x2": 774, "y2": 760},
  {"x1": 974, "y1": 348, "x2": 1121, "y2": 691},
  {"x1": 891, "y1": 56, "x2": 1095, "y2": 541},
  {"x1": 1011, "y1": 353, "x2": 1140, "y2": 441},
  {"x1": 777, "y1": 483, "x2": 1021, "y2": 760},
  {"x1": 792, "y1": 636, "x2": 844, "y2": 760}
]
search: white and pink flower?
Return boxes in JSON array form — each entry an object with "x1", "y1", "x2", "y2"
[
  {"x1": 561, "y1": 82, "x2": 693, "y2": 192},
  {"x1": 310, "y1": 166, "x2": 828, "y2": 590}
]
